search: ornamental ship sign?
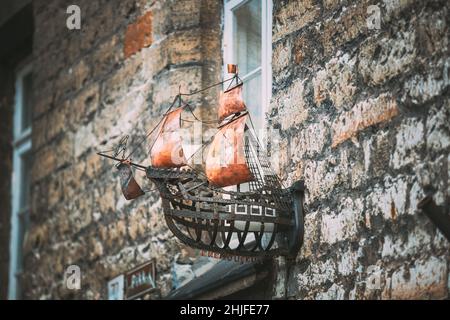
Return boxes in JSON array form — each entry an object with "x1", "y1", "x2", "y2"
[{"x1": 98, "y1": 65, "x2": 305, "y2": 258}]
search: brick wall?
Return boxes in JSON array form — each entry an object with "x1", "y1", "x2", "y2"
[
  {"x1": 23, "y1": 0, "x2": 222, "y2": 299},
  {"x1": 270, "y1": 0, "x2": 449, "y2": 299}
]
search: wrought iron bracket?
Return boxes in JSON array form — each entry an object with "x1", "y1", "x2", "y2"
[
  {"x1": 286, "y1": 180, "x2": 306, "y2": 258},
  {"x1": 97, "y1": 62, "x2": 308, "y2": 259},
  {"x1": 418, "y1": 194, "x2": 450, "y2": 242}
]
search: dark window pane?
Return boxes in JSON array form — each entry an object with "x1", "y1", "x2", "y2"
[{"x1": 233, "y1": 0, "x2": 261, "y2": 75}]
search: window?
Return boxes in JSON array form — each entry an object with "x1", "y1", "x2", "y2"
[
  {"x1": 223, "y1": 0, "x2": 272, "y2": 132},
  {"x1": 222, "y1": 0, "x2": 273, "y2": 247},
  {"x1": 9, "y1": 63, "x2": 33, "y2": 300}
]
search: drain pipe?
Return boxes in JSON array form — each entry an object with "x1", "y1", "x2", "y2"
[{"x1": 417, "y1": 195, "x2": 450, "y2": 242}]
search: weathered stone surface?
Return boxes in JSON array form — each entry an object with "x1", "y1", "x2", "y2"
[
  {"x1": 321, "y1": 197, "x2": 363, "y2": 245},
  {"x1": 321, "y1": 1, "x2": 369, "y2": 56},
  {"x1": 362, "y1": 129, "x2": 392, "y2": 177},
  {"x1": 74, "y1": 122, "x2": 96, "y2": 158},
  {"x1": 297, "y1": 259, "x2": 337, "y2": 289},
  {"x1": 152, "y1": 66, "x2": 203, "y2": 107},
  {"x1": 33, "y1": 88, "x2": 53, "y2": 118},
  {"x1": 337, "y1": 247, "x2": 358, "y2": 277},
  {"x1": 272, "y1": 37, "x2": 292, "y2": 83},
  {"x1": 413, "y1": 154, "x2": 448, "y2": 207},
  {"x1": 323, "y1": 0, "x2": 347, "y2": 11},
  {"x1": 390, "y1": 117, "x2": 425, "y2": 169},
  {"x1": 381, "y1": 225, "x2": 432, "y2": 259},
  {"x1": 332, "y1": 94, "x2": 399, "y2": 147},
  {"x1": 273, "y1": 0, "x2": 320, "y2": 42},
  {"x1": 290, "y1": 116, "x2": 330, "y2": 159},
  {"x1": 46, "y1": 101, "x2": 69, "y2": 141},
  {"x1": 302, "y1": 157, "x2": 347, "y2": 202},
  {"x1": 292, "y1": 28, "x2": 322, "y2": 68},
  {"x1": 101, "y1": 49, "x2": 147, "y2": 106},
  {"x1": 358, "y1": 27, "x2": 416, "y2": 86},
  {"x1": 299, "y1": 210, "x2": 320, "y2": 259},
  {"x1": 32, "y1": 147, "x2": 57, "y2": 182},
  {"x1": 426, "y1": 102, "x2": 450, "y2": 153},
  {"x1": 389, "y1": 256, "x2": 448, "y2": 299},
  {"x1": 403, "y1": 59, "x2": 450, "y2": 105},
  {"x1": 271, "y1": 1, "x2": 450, "y2": 297},
  {"x1": 382, "y1": 0, "x2": 415, "y2": 22},
  {"x1": 415, "y1": 6, "x2": 448, "y2": 59},
  {"x1": 70, "y1": 84, "x2": 100, "y2": 128},
  {"x1": 313, "y1": 53, "x2": 357, "y2": 108},
  {"x1": 316, "y1": 283, "x2": 346, "y2": 300},
  {"x1": 91, "y1": 35, "x2": 123, "y2": 80},
  {"x1": 273, "y1": 79, "x2": 309, "y2": 131},
  {"x1": 367, "y1": 175, "x2": 409, "y2": 221},
  {"x1": 166, "y1": 29, "x2": 203, "y2": 65},
  {"x1": 155, "y1": 0, "x2": 202, "y2": 36}
]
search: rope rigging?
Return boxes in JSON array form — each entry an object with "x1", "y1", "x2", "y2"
[
  {"x1": 105, "y1": 74, "x2": 242, "y2": 165},
  {"x1": 97, "y1": 71, "x2": 278, "y2": 194}
]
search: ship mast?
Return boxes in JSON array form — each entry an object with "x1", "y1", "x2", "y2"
[
  {"x1": 98, "y1": 64, "x2": 265, "y2": 194},
  {"x1": 204, "y1": 65, "x2": 255, "y2": 187}
]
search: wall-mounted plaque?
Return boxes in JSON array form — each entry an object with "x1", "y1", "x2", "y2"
[
  {"x1": 107, "y1": 274, "x2": 124, "y2": 300},
  {"x1": 125, "y1": 260, "x2": 157, "y2": 300}
]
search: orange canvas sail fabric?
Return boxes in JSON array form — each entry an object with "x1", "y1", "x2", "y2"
[
  {"x1": 150, "y1": 108, "x2": 187, "y2": 168},
  {"x1": 218, "y1": 84, "x2": 246, "y2": 122},
  {"x1": 205, "y1": 115, "x2": 254, "y2": 187},
  {"x1": 117, "y1": 162, "x2": 145, "y2": 200}
]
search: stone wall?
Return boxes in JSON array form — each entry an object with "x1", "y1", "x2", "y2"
[
  {"x1": 13, "y1": 0, "x2": 450, "y2": 300},
  {"x1": 270, "y1": 0, "x2": 449, "y2": 299},
  {"x1": 23, "y1": 0, "x2": 222, "y2": 299}
]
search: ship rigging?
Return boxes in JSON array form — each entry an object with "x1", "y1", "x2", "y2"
[{"x1": 97, "y1": 65, "x2": 305, "y2": 258}]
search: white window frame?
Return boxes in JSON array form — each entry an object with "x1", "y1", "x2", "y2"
[
  {"x1": 223, "y1": 0, "x2": 273, "y2": 130},
  {"x1": 8, "y1": 63, "x2": 33, "y2": 300}
]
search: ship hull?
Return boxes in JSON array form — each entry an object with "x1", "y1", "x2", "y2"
[{"x1": 146, "y1": 166, "x2": 305, "y2": 258}]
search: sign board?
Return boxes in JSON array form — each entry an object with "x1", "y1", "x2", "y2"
[
  {"x1": 107, "y1": 274, "x2": 124, "y2": 300},
  {"x1": 125, "y1": 260, "x2": 157, "y2": 300}
]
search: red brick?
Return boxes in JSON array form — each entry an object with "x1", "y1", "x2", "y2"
[{"x1": 124, "y1": 11, "x2": 153, "y2": 59}]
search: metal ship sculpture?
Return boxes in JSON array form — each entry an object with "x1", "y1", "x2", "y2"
[{"x1": 98, "y1": 65, "x2": 305, "y2": 258}]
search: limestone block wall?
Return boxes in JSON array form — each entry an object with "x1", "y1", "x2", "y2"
[
  {"x1": 13, "y1": 0, "x2": 450, "y2": 300},
  {"x1": 270, "y1": 0, "x2": 449, "y2": 299},
  {"x1": 23, "y1": 0, "x2": 222, "y2": 299}
]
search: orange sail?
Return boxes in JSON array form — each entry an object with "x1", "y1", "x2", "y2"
[
  {"x1": 150, "y1": 108, "x2": 187, "y2": 168},
  {"x1": 117, "y1": 162, "x2": 145, "y2": 200},
  {"x1": 205, "y1": 115, "x2": 254, "y2": 187},
  {"x1": 218, "y1": 84, "x2": 246, "y2": 122}
]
